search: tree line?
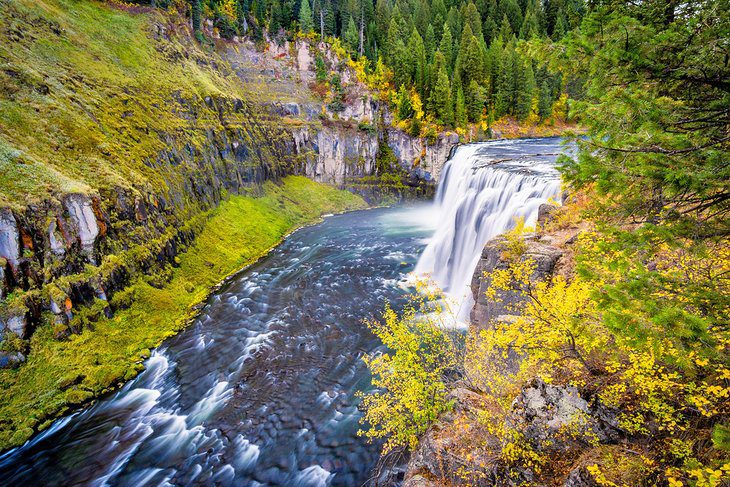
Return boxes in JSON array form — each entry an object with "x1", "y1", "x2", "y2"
[{"x1": 131, "y1": 0, "x2": 586, "y2": 130}]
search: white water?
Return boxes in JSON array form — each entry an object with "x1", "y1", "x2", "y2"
[{"x1": 414, "y1": 138, "x2": 563, "y2": 317}]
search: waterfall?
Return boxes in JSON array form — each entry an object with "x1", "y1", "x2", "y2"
[{"x1": 414, "y1": 138, "x2": 563, "y2": 317}]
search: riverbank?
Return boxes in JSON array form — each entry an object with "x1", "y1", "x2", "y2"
[{"x1": 0, "y1": 176, "x2": 366, "y2": 451}]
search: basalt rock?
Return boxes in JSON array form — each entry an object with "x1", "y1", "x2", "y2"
[
  {"x1": 0, "y1": 210, "x2": 20, "y2": 271},
  {"x1": 0, "y1": 93, "x2": 296, "y2": 365},
  {"x1": 508, "y1": 378, "x2": 621, "y2": 451},
  {"x1": 537, "y1": 202, "x2": 560, "y2": 228},
  {"x1": 470, "y1": 234, "x2": 563, "y2": 329},
  {"x1": 224, "y1": 39, "x2": 460, "y2": 196}
]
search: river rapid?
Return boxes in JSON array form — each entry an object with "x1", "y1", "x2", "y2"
[{"x1": 0, "y1": 137, "x2": 565, "y2": 486}]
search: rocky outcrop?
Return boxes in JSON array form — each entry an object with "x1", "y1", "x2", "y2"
[
  {"x1": 0, "y1": 94, "x2": 294, "y2": 363},
  {"x1": 510, "y1": 379, "x2": 620, "y2": 450},
  {"x1": 224, "y1": 39, "x2": 460, "y2": 193},
  {"x1": 387, "y1": 129, "x2": 460, "y2": 183},
  {"x1": 404, "y1": 381, "x2": 621, "y2": 487},
  {"x1": 470, "y1": 233, "x2": 563, "y2": 329}
]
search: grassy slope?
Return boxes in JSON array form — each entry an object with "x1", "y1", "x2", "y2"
[
  {"x1": 0, "y1": 0, "x2": 249, "y2": 209},
  {"x1": 0, "y1": 176, "x2": 366, "y2": 449},
  {"x1": 0, "y1": 0, "x2": 369, "y2": 449}
]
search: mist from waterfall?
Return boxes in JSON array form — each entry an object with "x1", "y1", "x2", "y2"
[{"x1": 414, "y1": 138, "x2": 564, "y2": 318}]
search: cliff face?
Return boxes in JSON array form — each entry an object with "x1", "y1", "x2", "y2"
[{"x1": 224, "y1": 38, "x2": 459, "y2": 196}]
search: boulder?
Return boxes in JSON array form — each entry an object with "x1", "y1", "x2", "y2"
[
  {"x1": 0, "y1": 209, "x2": 20, "y2": 269},
  {"x1": 0, "y1": 351, "x2": 25, "y2": 368},
  {"x1": 508, "y1": 379, "x2": 621, "y2": 450},
  {"x1": 470, "y1": 234, "x2": 563, "y2": 329},
  {"x1": 564, "y1": 467, "x2": 600, "y2": 487},
  {"x1": 65, "y1": 194, "x2": 100, "y2": 256},
  {"x1": 537, "y1": 202, "x2": 559, "y2": 228}
]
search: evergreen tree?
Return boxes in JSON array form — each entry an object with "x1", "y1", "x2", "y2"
[
  {"x1": 431, "y1": 0, "x2": 447, "y2": 39},
  {"x1": 191, "y1": 0, "x2": 202, "y2": 34},
  {"x1": 375, "y1": 0, "x2": 391, "y2": 45},
  {"x1": 407, "y1": 28, "x2": 427, "y2": 100},
  {"x1": 495, "y1": 43, "x2": 514, "y2": 117},
  {"x1": 446, "y1": 6, "x2": 461, "y2": 41},
  {"x1": 344, "y1": 16, "x2": 359, "y2": 51},
  {"x1": 396, "y1": 84, "x2": 414, "y2": 120},
  {"x1": 392, "y1": 39, "x2": 411, "y2": 88},
  {"x1": 454, "y1": 86, "x2": 467, "y2": 127},
  {"x1": 439, "y1": 24, "x2": 454, "y2": 75},
  {"x1": 515, "y1": 59, "x2": 535, "y2": 120},
  {"x1": 462, "y1": 2, "x2": 482, "y2": 38},
  {"x1": 429, "y1": 51, "x2": 453, "y2": 125},
  {"x1": 299, "y1": 0, "x2": 314, "y2": 33},
  {"x1": 500, "y1": 0, "x2": 523, "y2": 34},
  {"x1": 483, "y1": 16, "x2": 497, "y2": 43},
  {"x1": 466, "y1": 79, "x2": 484, "y2": 122},
  {"x1": 553, "y1": 8, "x2": 568, "y2": 39},
  {"x1": 386, "y1": 17, "x2": 400, "y2": 64},
  {"x1": 537, "y1": 79, "x2": 552, "y2": 120},
  {"x1": 425, "y1": 25, "x2": 436, "y2": 62},
  {"x1": 498, "y1": 13, "x2": 513, "y2": 40}
]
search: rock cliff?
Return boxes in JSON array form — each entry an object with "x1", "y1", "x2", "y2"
[
  {"x1": 223, "y1": 38, "x2": 459, "y2": 196},
  {"x1": 0, "y1": 6, "x2": 460, "y2": 368}
]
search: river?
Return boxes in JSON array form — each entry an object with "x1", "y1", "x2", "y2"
[{"x1": 0, "y1": 137, "x2": 565, "y2": 486}]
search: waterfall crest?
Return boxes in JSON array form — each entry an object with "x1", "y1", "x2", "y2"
[{"x1": 414, "y1": 138, "x2": 563, "y2": 315}]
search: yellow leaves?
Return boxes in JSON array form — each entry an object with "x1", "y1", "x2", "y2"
[
  {"x1": 358, "y1": 292, "x2": 458, "y2": 454},
  {"x1": 689, "y1": 462, "x2": 730, "y2": 487},
  {"x1": 587, "y1": 464, "x2": 620, "y2": 487},
  {"x1": 219, "y1": 0, "x2": 237, "y2": 22},
  {"x1": 500, "y1": 433, "x2": 545, "y2": 473},
  {"x1": 410, "y1": 90, "x2": 424, "y2": 121}
]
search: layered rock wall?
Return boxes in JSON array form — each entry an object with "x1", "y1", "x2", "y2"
[
  {"x1": 224, "y1": 39, "x2": 459, "y2": 192},
  {"x1": 0, "y1": 95, "x2": 293, "y2": 365}
]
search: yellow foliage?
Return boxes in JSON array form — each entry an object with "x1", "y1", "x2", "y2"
[
  {"x1": 463, "y1": 227, "x2": 730, "y2": 483},
  {"x1": 358, "y1": 288, "x2": 459, "y2": 453}
]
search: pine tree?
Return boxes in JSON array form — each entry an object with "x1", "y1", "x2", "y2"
[
  {"x1": 431, "y1": 0, "x2": 448, "y2": 39},
  {"x1": 344, "y1": 16, "x2": 358, "y2": 51},
  {"x1": 425, "y1": 25, "x2": 436, "y2": 62},
  {"x1": 463, "y1": 2, "x2": 482, "y2": 38},
  {"x1": 466, "y1": 79, "x2": 484, "y2": 122},
  {"x1": 538, "y1": 79, "x2": 552, "y2": 120},
  {"x1": 454, "y1": 86, "x2": 467, "y2": 127},
  {"x1": 439, "y1": 24, "x2": 454, "y2": 75},
  {"x1": 191, "y1": 0, "x2": 202, "y2": 34},
  {"x1": 553, "y1": 8, "x2": 568, "y2": 39},
  {"x1": 299, "y1": 0, "x2": 314, "y2": 33},
  {"x1": 407, "y1": 28, "x2": 427, "y2": 101},
  {"x1": 498, "y1": 13, "x2": 513, "y2": 40},
  {"x1": 501, "y1": 0, "x2": 523, "y2": 34},
  {"x1": 483, "y1": 16, "x2": 497, "y2": 43},
  {"x1": 396, "y1": 84, "x2": 414, "y2": 120},
  {"x1": 515, "y1": 59, "x2": 535, "y2": 120},
  {"x1": 495, "y1": 43, "x2": 514, "y2": 117},
  {"x1": 429, "y1": 52, "x2": 453, "y2": 125},
  {"x1": 392, "y1": 39, "x2": 411, "y2": 88}
]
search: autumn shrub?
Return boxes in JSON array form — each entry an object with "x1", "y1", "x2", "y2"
[
  {"x1": 464, "y1": 222, "x2": 730, "y2": 485},
  {"x1": 358, "y1": 288, "x2": 460, "y2": 454}
]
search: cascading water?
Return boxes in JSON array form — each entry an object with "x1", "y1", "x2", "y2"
[{"x1": 414, "y1": 138, "x2": 564, "y2": 317}]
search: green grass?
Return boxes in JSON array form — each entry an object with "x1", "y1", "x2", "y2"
[
  {"x1": 0, "y1": 176, "x2": 366, "y2": 449},
  {"x1": 0, "y1": 0, "x2": 259, "y2": 208}
]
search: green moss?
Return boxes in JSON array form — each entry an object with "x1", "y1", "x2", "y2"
[
  {"x1": 0, "y1": 176, "x2": 366, "y2": 450},
  {"x1": 0, "y1": 0, "x2": 267, "y2": 209}
]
